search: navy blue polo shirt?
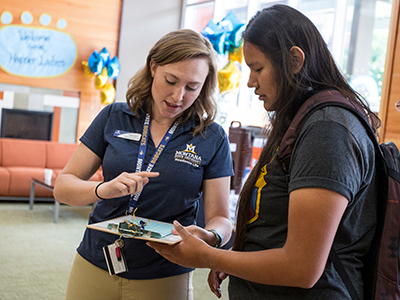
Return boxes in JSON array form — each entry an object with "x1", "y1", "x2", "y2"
[{"x1": 77, "y1": 102, "x2": 233, "y2": 279}]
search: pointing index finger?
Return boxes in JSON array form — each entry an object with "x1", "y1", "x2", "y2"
[{"x1": 137, "y1": 171, "x2": 160, "y2": 178}]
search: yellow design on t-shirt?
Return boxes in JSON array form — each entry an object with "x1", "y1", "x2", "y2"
[{"x1": 248, "y1": 164, "x2": 267, "y2": 224}]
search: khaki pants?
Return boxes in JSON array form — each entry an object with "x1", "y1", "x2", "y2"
[{"x1": 65, "y1": 253, "x2": 193, "y2": 300}]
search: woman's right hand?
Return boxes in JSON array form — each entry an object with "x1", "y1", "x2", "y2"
[
  {"x1": 208, "y1": 270, "x2": 228, "y2": 298},
  {"x1": 96, "y1": 171, "x2": 159, "y2": 199}
]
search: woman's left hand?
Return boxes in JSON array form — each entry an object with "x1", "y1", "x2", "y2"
[{"x1": 147, "y1": 221, "x2": 212, "y2": 268}]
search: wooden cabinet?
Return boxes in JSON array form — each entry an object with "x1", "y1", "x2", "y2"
[{"x1": 380, "y1": 0, "x2": 400, "y2": 147}]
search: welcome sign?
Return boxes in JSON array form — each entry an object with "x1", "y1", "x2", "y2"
[{"x1": 0, "y1": 25, "x2": 77, "y2": 78}]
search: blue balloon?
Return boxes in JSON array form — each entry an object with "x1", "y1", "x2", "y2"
[
  {"x1": 201, "y1": 19, "x2": 226, "y2": 54},
  {"x1": 218, "y1": 12, "x2": 245, "y2": 49},
  {"x1": 107, "y1": 56, "x2": 120, "y2": 79},
  {"x1": 207, "y1": 31, "x2": 226, "y2": 54},
  {"x1": 227, "y1": 23, "x2": 245, "y2": 48},
  {"x1": 217, "y1": 11, "x2": 243, "y2": 32},
  {"x1": 99, "y1": 47, "x2": 110, "y2": 66},
  {"x1": 202, "y1": 19, "x2": 223, "y2": 35},
  {"x1": 88, "y1": 50, "x2": 104, "y2": 74},
  {"x1": 202, "y1": 12, "x2": 245, "y2": 55}
]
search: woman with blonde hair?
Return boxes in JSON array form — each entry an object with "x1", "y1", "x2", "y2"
[{"x1": 55, "y1": 29, "x2": 233, "y2": 300}]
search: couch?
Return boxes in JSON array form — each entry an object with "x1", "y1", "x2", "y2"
[{"x1": 0, "y1": 138, "x2": 103, "y2": 199}]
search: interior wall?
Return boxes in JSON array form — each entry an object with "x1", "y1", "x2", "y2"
[
  {"x1": 379, "y1": 0, "x2": 400, "y2": 147},
  {"x1": 0, "y1": 0, "x2": 122, "y2": 140},
  {"x1": 0, "y1": 83, "x2": 80, "y2": 143},
  {"x1": 115, "y1": 0, "x2": 182, "y2": 102}
]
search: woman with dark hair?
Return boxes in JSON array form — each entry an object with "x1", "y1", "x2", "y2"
[
  {"x1": 54, "y1": 29, "x2": 233, "y2": 300},
  {"x1": 149, "y1": 5, "x2": 380, "y2": 299}
]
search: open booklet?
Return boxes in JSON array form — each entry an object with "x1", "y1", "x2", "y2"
[{"x1": 86, "y1": 215, "x2": 182, "y2": 245}]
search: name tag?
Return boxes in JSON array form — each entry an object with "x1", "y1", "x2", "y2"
[{"x1": 114, "y1": 130, "x2": 141, "y2": 141}]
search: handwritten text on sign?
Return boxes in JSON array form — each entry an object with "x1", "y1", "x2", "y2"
[{"x1": 0, "y1": 25, "x2": 77, "y2": 78}]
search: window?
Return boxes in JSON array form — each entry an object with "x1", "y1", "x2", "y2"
[{"x1": 182, "y1": 0, "x2": 393, "y2": 127}]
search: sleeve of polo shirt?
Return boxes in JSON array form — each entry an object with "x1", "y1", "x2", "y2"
[{"x1": 79, "y1": 104, "x2": 112, "y2": 160}]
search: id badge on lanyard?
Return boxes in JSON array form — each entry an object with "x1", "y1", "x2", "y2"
[
  {"x1": 104, "y1": 113, "x2": 179, "y2": 276},
  {"x1": 126, "y1": 113, "x2": 179, "y2": 215}
]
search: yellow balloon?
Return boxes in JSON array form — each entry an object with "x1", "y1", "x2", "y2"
[
  {"x1": 218, "y1": 60, "x2": 241, "y2": 94},
  {"x1": 82, "y1": 61, "x2": 93, "y2": 78},
  {"x1": 100, "y1": 83, "x2": 116, "y2": 105},
  {"x1": 94, "y1": 67, "x2": 109, "y2": 89},
  {"x1": 228, "y1": 45, "x2": 243, "y2": 64}
]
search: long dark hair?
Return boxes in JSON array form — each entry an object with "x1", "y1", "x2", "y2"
[{"x1": 233, "y1": 4, "x2": 381, "y2": 251}]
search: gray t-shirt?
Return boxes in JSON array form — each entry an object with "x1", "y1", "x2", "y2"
[{"x1": 229, "y1": 106, "x2": 378, "y2": 299}]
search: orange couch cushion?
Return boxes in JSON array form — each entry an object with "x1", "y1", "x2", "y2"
[
  {"x1": 46, "y1": 142, "x2": 78, "y2": 169},
  {"x1": 7, "y1": 167, "x2": 53, "y2": 197},
  {"x1": 0, "y1": 167, "x2": 10, "y2": 195},
  {"x1": 1, "y1": 138, "x2": 46, "y2": 168}
]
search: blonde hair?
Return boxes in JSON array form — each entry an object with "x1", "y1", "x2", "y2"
[{"x1": 126, "y1": 29, "x2": 218, "y2": 135}]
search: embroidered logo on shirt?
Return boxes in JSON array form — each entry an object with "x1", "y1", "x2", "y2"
[{"x1": 174, "y1": 143, "x2": 202, "y2": 167}]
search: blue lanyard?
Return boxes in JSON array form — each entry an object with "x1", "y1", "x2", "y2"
[{"x1": 127, "y1": 113, "x2": 179, "y2": 214}]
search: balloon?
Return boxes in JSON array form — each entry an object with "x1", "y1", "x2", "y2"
[
  {"x1": 85, "y1": 47, "x2": 120, "y2": 104},
  {"x1": 208, "y1": 31, "x2": 226, "y2": 54},
  {"x1": 107, "y1": 56, "x2": 120, "y2": 79},
  {"x1": 217, "y1": 11, "x2": 237, "y2": 32},
  {"x1": 82, "y1": 61, "x2": 93, "y2": 78},
  {"x1": 94, "y1": 67, "x2": 109, "y2": 89},
  {"x1": 228, "y1": 44, "x2": 243, "y2": 64},
  {"x1": 202, "y1": 18, "x2": 224, "y2": 35},
  {"x1": 202, "y1": 12, "x2": 245, "y2": 54},
  {"x1": 99, "y1": 47, "x2": 110, "y2": 66},
  {"x1": 100, "y1": 83, "x2": 116, "y2": 105},
  {"x1": 201, "y1": 19, "x2": 226, "y2": 54},
  {"x1": 218, "y1": 11, "x2": 243, "y2": 32},
  {"x1": 218, "y1": 60, "x2": 241, "y2": 94},
  {"x1": 88, "y1": 50, "x2": 104, "y2": 74},
  {"x1": 218, "y1": 11, "x2": 245, "y2": 48},
  {"x1": 228, "y1": 23, "x2": 245, "y2": 48}
]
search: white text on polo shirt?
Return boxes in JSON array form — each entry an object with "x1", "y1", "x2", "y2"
[{"x1": 174, "y1": 144, "x2": 202, "y2": 167}]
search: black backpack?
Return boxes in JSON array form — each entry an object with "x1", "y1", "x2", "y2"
[{"x1": 277, "y1": 90, "x2": 400, "y2": 300}]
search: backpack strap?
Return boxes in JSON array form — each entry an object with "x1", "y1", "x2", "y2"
[
  {"x1": 329, "y1": 248, "x2": 361, "y2": 300},
  {"x1": 277, "y1": 89, "x2": 379, "y2": 172},
  {"x1": 381, "y1": 142, "x2": 400, "y2": 180},
  {"x1": 277, "y1": 89, "x2": 383, "y2": 300}
]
